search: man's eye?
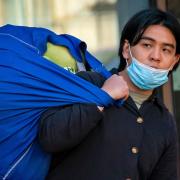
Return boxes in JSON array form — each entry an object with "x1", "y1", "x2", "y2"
[
  {"x1": 163, "y1": 48, "x2": 172, "y2": 54},
  {"x1": 143, "y1": 43, "x2": 151, "y2": 48}
]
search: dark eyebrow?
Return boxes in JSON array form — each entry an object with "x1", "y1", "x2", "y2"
[{"x1": 140, "y1": 36, "x2": 175, "y2": 49}]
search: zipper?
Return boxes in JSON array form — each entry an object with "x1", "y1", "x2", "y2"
[
  {"x1": 3, "y1": 144, "x2": 32, "y2": 180},
  {"x1": 0, "y1": 33, "x2": 40, "y2": 54}
]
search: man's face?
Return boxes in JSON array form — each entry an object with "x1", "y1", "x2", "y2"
[{"x1": 126, "y1": 25, "x2": 179, "y2": 70}]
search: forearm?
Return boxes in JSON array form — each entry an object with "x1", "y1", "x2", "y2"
[{"x1": 39, "y1": 103, "x2": 103, "y2": 153}]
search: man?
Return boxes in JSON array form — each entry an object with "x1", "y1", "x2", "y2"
[{"x1": 39, "y1": 9, "x2": 180, "y2": 179}]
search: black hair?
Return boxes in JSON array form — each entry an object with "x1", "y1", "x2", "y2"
[{"x1": 118, "y1": 8, "x2": 180, "y2": 72}]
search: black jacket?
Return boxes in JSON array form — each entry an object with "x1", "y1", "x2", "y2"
[{"x1": 39, "y1": 71, "x2": 179, "y2": 180}]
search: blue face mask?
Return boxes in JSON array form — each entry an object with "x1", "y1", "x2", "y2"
[{"x1": 127, "y1": 47, "x2": 169, "y2": 90}]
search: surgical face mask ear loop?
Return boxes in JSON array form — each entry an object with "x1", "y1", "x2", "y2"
[
  {"x1": 126, "y1": 44, "x2": 134, "y2": 68},
  {"x1": 125, "y1": 59, "x2": 129, "y2": 67},
  {"x1": 128, "y1": 45, "x2": 133, "y2": 58}
]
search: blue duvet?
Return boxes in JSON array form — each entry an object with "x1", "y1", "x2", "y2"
[{"x1": 0, "y1": 24, "x2": 118, "y2": 180}]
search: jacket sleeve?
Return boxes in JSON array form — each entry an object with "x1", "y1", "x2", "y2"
[
  {"x1": 149, "y1": 115, "x2": 179, "y2": 180},
  {"x1": 39, "y1": 104, "x2": 103, "y2": 153},
  {"x1": 38, "y1": 71, "x2": 105, "y2": 153}
]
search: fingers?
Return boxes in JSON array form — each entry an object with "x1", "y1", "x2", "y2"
[{"x1": 101, "y1": 74, "x2": 129, "y2": 100}]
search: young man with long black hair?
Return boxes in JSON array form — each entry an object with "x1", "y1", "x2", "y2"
[{"x1": 39, "y1": 9, "x2": 180, "y2": 180}]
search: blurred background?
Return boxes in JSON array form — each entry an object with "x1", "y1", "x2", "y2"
[{"x1": 0, "y1": 0, "x2": 180, "y2": 149}]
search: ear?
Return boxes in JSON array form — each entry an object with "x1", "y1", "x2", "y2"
[
  {"x1": 122, "y1": 40, "x2": 130, "y2": 60},
  {"x1": 169, "y1": 54, "x2": 180, "y2": 70}
]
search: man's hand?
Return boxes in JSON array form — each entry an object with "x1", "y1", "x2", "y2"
[{"x1": 101, "y1": 74, "x2": 129, "y2": 100}]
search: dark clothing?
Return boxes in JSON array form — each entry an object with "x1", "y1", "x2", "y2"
[{"x1": 39, "y1": 71, "x2": 179, "y2": 180}]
